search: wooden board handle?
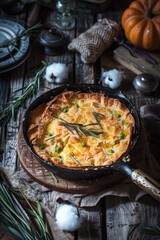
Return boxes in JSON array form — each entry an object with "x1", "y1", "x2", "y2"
[{"x1": 131, "y1": 169, "x2": 160, "y2": 202}]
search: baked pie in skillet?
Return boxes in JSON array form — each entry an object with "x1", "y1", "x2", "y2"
[{"x1": 27, "y1": 91, "x2": 135, "y2": 168}]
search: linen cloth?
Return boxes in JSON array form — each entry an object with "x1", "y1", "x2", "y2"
[
  {"x1": 6, "y1": 102, "x2": 160, "y2": 206},
  {"x1": 2, "y1": 102, "x2": 160, "y2": 240}
]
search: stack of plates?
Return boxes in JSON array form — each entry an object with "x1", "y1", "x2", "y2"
[{"x1": 0, "y1": 18, "x2": 30, "y2": 73}]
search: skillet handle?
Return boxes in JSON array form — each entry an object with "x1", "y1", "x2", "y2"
[
  {"x1": 113, "y1": 162, "x2": 160, "y2": 202},
  {"x1": 131, "y1": 169, "x2": 160, "y2": 202}
]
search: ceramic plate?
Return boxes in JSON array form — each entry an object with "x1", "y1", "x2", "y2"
[{"x1": 0, "y1": 18, "x2": 30, "y2": 73}]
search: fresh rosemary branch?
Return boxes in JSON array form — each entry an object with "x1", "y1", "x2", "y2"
[
  {"x1": 0, "y1": 171, "x2": 53, "y2": 240},
  {"x1": 0, "y1": 23, "x2": 42, "y2": 49},
  {"x1": 77, "y1": 125, "x2": 103, "y2": 138},
  {"x1": 45, "y1": 134, "x2": 61, "y2": 141},
  {"x1": 69, "y1": 153, "x2": 81, "y2": 166},
  {"x1": 92, "y1": 111, "x2": 105, "y2": 128},
  {"x1": 127, "y1": 224, "x2": 138, "y2": 240},
  {"x1": 142, "y1": 225, "x2": 160, "y2": 235},
  {"x1": 0, "y1": 61, "x2": 47, "y2": 127},
  {"x1": 50, "y1": 172, "x2": 59, "y2": 183},
  {"x1": 60, "y1": 118, "x2": 103, "y2": 138},
  {"x1": 127, "y1": 224, "x2": 160, "y2": 239}
]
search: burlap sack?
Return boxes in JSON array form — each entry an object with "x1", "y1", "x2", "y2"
[{"x1": 68, "y1": 18, "x2": 122, "y2": 64}]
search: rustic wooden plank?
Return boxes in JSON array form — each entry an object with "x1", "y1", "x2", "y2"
[
  {"x1": 4, "y1": 65, "x2": 26, "y2": 170},
  {"x1": 100, "y1": 50, "x2": 160, "y2": 109},
  {"x1": 98, "y1": 10, "x2": 123, "y2": 23},
  {"x1": 114, "y1": 46, "x2": 160, "y2": 81},
  {"x1": 1, "y1": 4, "x2": 160, "y2": 240},
  {"x1": 39, "y1": 10, "x2": 75, "y2": 89},
  {"x1": 78, "y1": 204, "x2": 103, "y2": 240},
  {"x1": 0, "y1": 8, "x2": 33, "y2": 170},
  {"x1": 105, "y1": 195, "x2": 160, "y2": 240},
  {"x1": 74, "y1": 13, "x2": 96, "y2": 84},
  {"x1": 20, "y1": 8, "x2": 75, "y2": 110},
  {"x1": 46, "y1": 212, "x2": 75, "y2": 240},
  {"x1": 0, "y1": 10, "x2": 34, "y2": 240},
  {"x1": 0, "y1": 72, "x2": 11, "y2": 164},
  {"x1": 98, "y1": 10, "x2": 160, "y2": 109}
]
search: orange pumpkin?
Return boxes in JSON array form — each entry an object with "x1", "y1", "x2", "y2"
[{"x1": 121, "y1": 0, "x2": 160, "y2": 50}]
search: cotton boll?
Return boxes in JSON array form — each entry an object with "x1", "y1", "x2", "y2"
[
  {"x1": 44, "y1": 63, "x2": 69, "y2": 83},
  {"x1": 101, "y1": 69, "x2": 123, "y2": 89},
  {"x1": 55, "y1": 204, "x2": 81, "y2": 232}
]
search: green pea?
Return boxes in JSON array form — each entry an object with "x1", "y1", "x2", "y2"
[
  {"x1": 115, "y1": 114, "x2": 121, "y2": 118},
  {"x1": 123, "y1": 122, "x2": 128, "y2": 126},
  {"x1": 89, "y1": 163, "x2": 95, "y2": 166},
  {"x1": 108, "y1": 149, "x2": 114, "y2": 154},
  {"x1": 120, "y1": 133, "x2": 125, "y2": 139},
  {"x1": 115, "y1": 140, "x2": 120, "y2": 144},
  {"x1": 39, "y1": 146, "x2": 45, "y2": 150},
  {"x1": 108, "y1": 149, "x2": 114, "y2": 153},
  {"x1": 63, "y1": 108, "x2": 68, "y2": 113},
  {"x1": 72, "y1": 103, "x2": 79, "y2": 108},
  {"x1": 81, "y1": 142, "x2": 87, "y2": 147},
  {"x1": 55, "y1": 146, "x2": 61, "y2": 153},
  {"x1": 48, "y1": 133, "x2": 52, "y2": 136}
]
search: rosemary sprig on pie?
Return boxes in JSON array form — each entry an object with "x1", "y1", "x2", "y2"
[
  {"x1": 92, "y1": 111, "x2": 105, "y2": 128},
  {"x1": 59, "y1": 118, "x2": 104, "y2": 137},
  {"x1": 70, "y1": 153, "x2": 81, "y2": 166}
]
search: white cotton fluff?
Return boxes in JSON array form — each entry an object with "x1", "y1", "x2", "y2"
[
  {"x1": 101, "y1": 69, "x2": 123, "y2": 89},
  {"x1": 55, "y1": 204, "x2": 81, "y2": 232},
  {"x1": 44, "y1": 63, "x2": 69, "y2": 83}
]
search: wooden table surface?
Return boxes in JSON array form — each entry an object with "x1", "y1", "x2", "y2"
[{"x1": 0, "y1": 1, "x2": 160, "y2": 240}]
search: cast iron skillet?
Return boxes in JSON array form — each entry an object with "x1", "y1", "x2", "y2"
[{"x1": 22, "y1": 84, "x2": 160, "y2": 201}]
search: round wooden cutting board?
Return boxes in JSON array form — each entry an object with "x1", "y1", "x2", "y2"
[{"x1": 17, "y1": 129, "x2": 126, "y2": 194}]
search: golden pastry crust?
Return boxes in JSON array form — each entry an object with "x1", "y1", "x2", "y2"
[{"x1": 27, "y1": 91, "x2": 135, "y2": 168}]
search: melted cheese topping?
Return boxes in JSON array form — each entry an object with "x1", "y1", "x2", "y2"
[{"x1": 28, "y1": 91, "x2": 135, "y2": 168}]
